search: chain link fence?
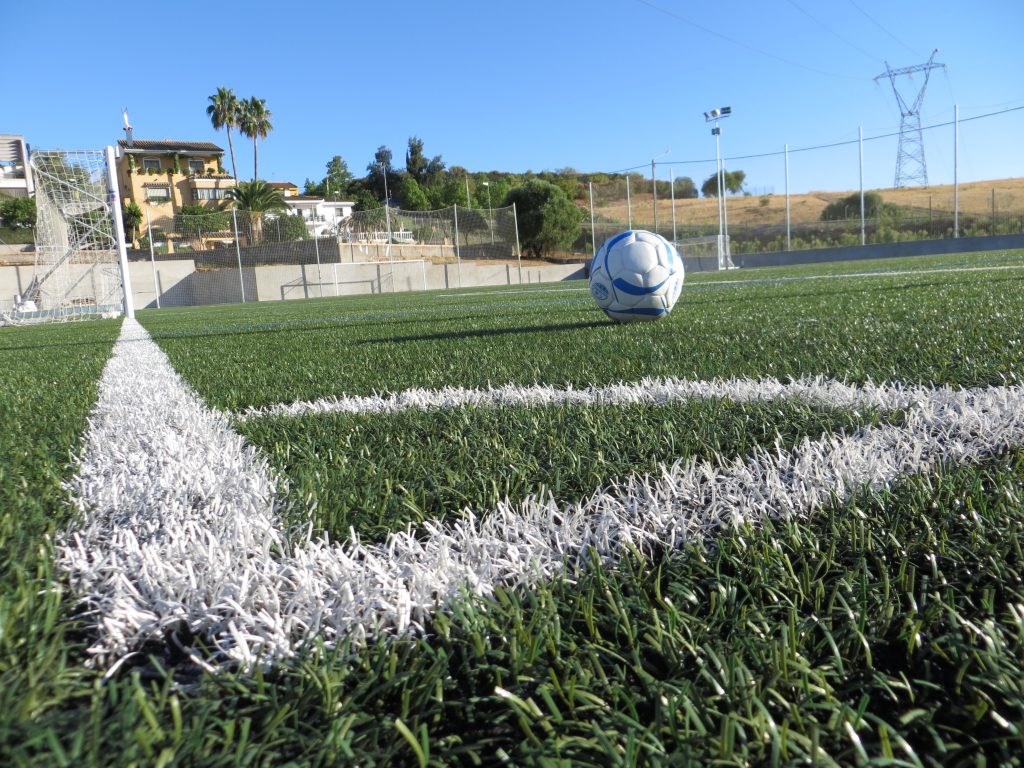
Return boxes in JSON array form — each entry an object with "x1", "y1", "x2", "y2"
[{"x1": 125, "y1": 204, "x2": 526, "y2": 308}]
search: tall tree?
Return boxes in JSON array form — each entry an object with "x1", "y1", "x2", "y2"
[
  {"x1": 206, "y1": 87, "x2": 240, "y2": 181},
  {"x1": 324, "y1": 155, "x2": 353, "y2": 199},
  {"x1": 121, "y1": 200, "x2": 143, "y2": 246},
  {"x1": 405, "y1": 136, "x2": 427, "y2": 182},
  {"x1": 237, "y1": 97, "x2": 273, "y2": 181},
  {"x1": 366, "y1": 146, "x2": 394, "y2": 201},
  {"x1": 227, "y1": 180, "x2": 286, "y2": 242},
  {"x1": 404, "y1": 136, "x2": 445, "y2": 185},
  {"x1": 503, "y1": 179, "x2": 582, "y2": 258},
  {"x1": 701, "y1": 169, "x2": 746, "y2": 198}
]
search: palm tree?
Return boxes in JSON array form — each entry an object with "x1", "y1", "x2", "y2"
[
  {"x1": 206, "y1": 87, "x2": 240, "y2": 182},
  {"x1": 237, "y1": 96, "x2": 273, "y2": 181},
  {"x1": 227, "y1": 180, "x2": 286, "y2": 243},
  {"x1": 121, "y1": 200, "x2": 143, "y2": 247}
]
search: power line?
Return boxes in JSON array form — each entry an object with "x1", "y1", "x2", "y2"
[
  {"x1": 605, "y1": 104, "x2": 1024, "y2": 172},
  {"x1": 846, "y1": 0, "x2": 922, "y2": 59},
  {"x1": 632, "y1": 0, "x2": 861, "y2": 80},
  {"x1": 784, "y1": 0, "x2": 881, "y2": 63}
]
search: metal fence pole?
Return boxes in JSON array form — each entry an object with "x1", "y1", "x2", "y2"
[
  {"x1": 859, "y1": 126, "x2": 866, "y2": 246},
  {"x1": 146, "y1": 210, "x2": 160, "y2": 309},
  {"x1": 453, "y1": 204, "x2": 463, "y2": 288},
  {"x1": 669, "y1": 169, "x2": 677, "y2": 244},
  {"x1": 626, "y1": 175, "x2": 632, "y2": 229},
  {"x1": 784, "y1": 144, "x2": 791, "y2": 251},
  {"x1": 954, "y1": 104, "x2": 960, "y2": 238},
  {"x1": 512, "y1": 202, "x2": 523, "y2": 285},
  {"x1": 312, "y1": 232, "x2": 323, "y2": 297},
  {"x1": 589, "y1": 182, "x2": 597, "y2": 255},
  {"x1": 232, "y1": 209, "x2": 246, "y2": 302}
]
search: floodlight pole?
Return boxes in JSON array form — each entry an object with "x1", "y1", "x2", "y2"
[{"x1": 705, "y1": 107, "x2": 731, "y2": 268}]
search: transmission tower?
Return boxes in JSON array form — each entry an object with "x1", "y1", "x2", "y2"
[{"x1": 874, "y1": 49, "x2": 946, "y2": 187}]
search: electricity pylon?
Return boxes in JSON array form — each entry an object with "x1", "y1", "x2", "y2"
[{"x1": 875, "y1": 49, "x2": 946, "y2": 187}]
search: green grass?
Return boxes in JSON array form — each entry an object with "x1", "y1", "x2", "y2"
[
  {"x1": 243, "y1": 399, "x2": 892, "y2": 542},
  {"x1": 140, "y1": 251, "x2": 1024, "y2": 411},
  {"x1": 0, "y1": 319, "x2": 120, "y2": 758},
  {"x1": 2, "y1": 250, "x2": 1024, "y2": 765}
]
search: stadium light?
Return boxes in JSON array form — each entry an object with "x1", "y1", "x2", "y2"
[{"x1": 704, "y1": 106, "x2": 732, "y2": 268}]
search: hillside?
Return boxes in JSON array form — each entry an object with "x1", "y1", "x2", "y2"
[{"x1": 592, "y1": 177, "x2": 1024, "y2": 229}]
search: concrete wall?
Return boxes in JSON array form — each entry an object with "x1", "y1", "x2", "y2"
[{"x1": 121, "y1": 259, "x2": 587, "y2": 309}]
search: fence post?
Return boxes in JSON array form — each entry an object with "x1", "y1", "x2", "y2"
[
  {"x1": 512, "y1": 202, "x2": 523, "y2": 285},
  {"x1": 785, "y1": 144, "x2": 791, "y2": 251},
  {"x1": 859, "y1": 126, "x2": 866, "y2": 246},
  {"x1": 669, "y1": 169, "x2": 677, "y2": 244},
  {"x1": 313, "y1": 232, "x2": 323, "y2": 297},
  {"x1": 626, "y1": 175, "x2": 632, "y2": 229},
  {"x1": 232, "y1": 209, "x2": 246, "y2": 302},
  {"x1": 954, "y1": 104, "x2": 960, "y2": 238},
  {"x1": 453, "y1": 204, "x2": 463, "y2": 288},
  {"x1": 147, "y1": 210, "x2": 160, "y2": 309},
  {"x1": 589, "y1": 182, "x2": 597, "y2": 255}
]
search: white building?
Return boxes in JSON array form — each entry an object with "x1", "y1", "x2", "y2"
[
  {"x1": 283, "y1": 195, "x2": 354, "y2": 237},
  {"x1": 0, "y1": 135, "x2": 33, "y2": 198}
]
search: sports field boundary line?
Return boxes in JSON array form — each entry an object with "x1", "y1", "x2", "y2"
[
  {"x1": 59, "y1": 319, "x2": 1024, "y2": 670},
  {"x1": 236, "y1": 376, "x2": 920, "y2": 422}
]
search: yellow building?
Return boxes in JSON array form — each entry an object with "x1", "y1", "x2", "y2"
[
  {"x1": 115, "y1": 139, "x2": 236, "y2": 233},
  {"x1": 267, "y1": 181, "x2": 300, "y2": 197}
]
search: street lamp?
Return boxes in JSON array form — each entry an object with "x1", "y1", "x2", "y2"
[
  {"x1": 481, "y1": 181, "x2": 494, "y2": 244},
  {"x1": 704, "y1": 106, "x2": 731, "y2": 269},
  {"x1": 651, "y1": 150, "x2": 670, "y2": 232}
]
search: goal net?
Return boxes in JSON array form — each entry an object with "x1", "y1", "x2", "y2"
[
  {"x1": 9, "y1": 150, "x2": 127, "y2": 323},
  {"x1": 674, "y1": 234, "x2": 735, "y2": 271}
]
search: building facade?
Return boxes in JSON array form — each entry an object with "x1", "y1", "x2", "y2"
[
  {"x1": 0, "y1": 135, "x2": 33, "y2": 198},
  {"x1": 115, "y1": 139, "x2": 236, "y2": 233}
]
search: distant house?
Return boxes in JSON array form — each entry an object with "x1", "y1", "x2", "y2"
[
  {"x1": 282, "y1": 193, "x2": 354, "y2": 237},
  {"x1": 115, "y1": 138, "x2": 236, "y2": 231},
  {"x1": 267, "y1": 181, "x2": 300, "y2": 198},
  {"x1": 0, "y1": 135, "x2": 33, "y2": 198}
]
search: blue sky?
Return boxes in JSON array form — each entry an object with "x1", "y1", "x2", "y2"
[{"x1": 9, "y1": 1, "x2": 1023, "y2": 195}]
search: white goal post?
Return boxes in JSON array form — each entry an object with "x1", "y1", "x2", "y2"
[{"x1": 3, "y1": 146, "x2": 134, "y2": 324}]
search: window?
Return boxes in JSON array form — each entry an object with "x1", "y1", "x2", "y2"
[
  {"x1": 194, "y1": 188, "x2": 230, "y2": 200},
  {"x1": 188, "y1": 159, "x2": 205, "y2": 174},
  {"x1": 147, "y1": 186, "x2": 171, "y2": 202},
  {"x1": 142, "y1": 158, "x2": 161, "y2": 172}
]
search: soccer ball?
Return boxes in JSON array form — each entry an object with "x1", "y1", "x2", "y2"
[{"x1": 588, "y1": 230, "x2": 684, "y2": 322}]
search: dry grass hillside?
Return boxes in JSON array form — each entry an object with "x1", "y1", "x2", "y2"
[{"x1": 593, "y1": 177, "x2": 1024, "y2": 228}]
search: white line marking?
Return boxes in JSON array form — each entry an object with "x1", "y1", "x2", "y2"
[
  {"x1": 237, "y1": 377, "x2": 917, "y2": 422},
  {"x1": 59, "y1": 319, "x2": 1024, "y2": 670}
]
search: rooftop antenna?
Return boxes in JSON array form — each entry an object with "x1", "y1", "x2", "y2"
[
  {"x1": 122, "y1": 108, "x2": 133, "y2": 147},
  {"x1": 875, "y1": 49, "x2": 946, "y2": 187}
]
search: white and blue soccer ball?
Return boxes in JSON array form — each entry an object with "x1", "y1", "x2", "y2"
[{"x1": 588, "y1": 230, "x2": 684, "y2": 322}]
